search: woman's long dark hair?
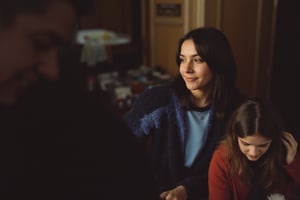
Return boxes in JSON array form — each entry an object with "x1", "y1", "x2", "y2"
[
  {"x1": 224, "y1": 98, "x2": 288, "y2": 193},
  {"x1": 172, "y1": 27, "x2": 238, "y2": 120}
]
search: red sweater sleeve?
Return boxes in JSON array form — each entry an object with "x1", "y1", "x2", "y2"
[
  {"x1": 284, "y1": 153, "x2": 300, "y2": 187},
  {"x1": 208, "y1": 145, "x2": 232, "y2": 200}
]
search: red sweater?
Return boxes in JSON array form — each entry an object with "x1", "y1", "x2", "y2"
[{"x1": 208, "y1": 144, "x2": 300, "y2": 200}]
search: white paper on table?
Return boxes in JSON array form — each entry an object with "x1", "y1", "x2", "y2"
[{"x1": 80, "y1": 39, "x2": 108, "y2": 66}]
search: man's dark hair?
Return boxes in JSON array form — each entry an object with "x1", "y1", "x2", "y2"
[{"x1": 0, "y1": 0, "x2": 94, "y2": 27}]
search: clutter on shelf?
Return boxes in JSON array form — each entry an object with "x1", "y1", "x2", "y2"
[{"x1": 97, "y1": 65, "x2": 173, "y2": 111}]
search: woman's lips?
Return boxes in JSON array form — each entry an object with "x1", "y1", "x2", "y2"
[{"x1": 184, "y1": 77, "x2": 197, "y2": 82}]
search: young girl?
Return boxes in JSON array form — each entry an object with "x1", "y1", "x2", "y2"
[{"x1": 208, "y1": 99, "x2": 300, "y2": 200}]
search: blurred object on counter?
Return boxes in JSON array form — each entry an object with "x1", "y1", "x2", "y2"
[{"x1": 97, "y1": 65, "x2": 173, "y2": 114}]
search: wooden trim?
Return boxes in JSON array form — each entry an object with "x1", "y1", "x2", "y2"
[
  {"x1": 150, "y1": 1, "x2": 155, "y2": 67},
  {"x1": 183, "y1": 0, "x2": 190, "y2": 33},
  {"x1": 265, "y1": 0, "x2": 278, "y2": 98},
  {"x1": 141, "y1": 0, "x2": 148, "y2": 65},
  {"x1": 196, "y1": 0, "x2": 206, "y2": 27},
  {"x1": 216, "y1": 0, "x2": 223, "y2": 28},
  {"x1": 253, "y1": 0, "x2": 263, "y2": 95},
  {"x1": 154, "y1": 18, "x2": 183, "y2": 25}
]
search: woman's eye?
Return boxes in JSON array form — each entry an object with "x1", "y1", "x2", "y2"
[{"x1": 194, "y1": 58, "x2": 203, "y2": 63}]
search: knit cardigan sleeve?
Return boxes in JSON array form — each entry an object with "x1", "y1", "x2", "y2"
[{"x1": 122, "y1": 84, "x2": 171, "y2": 142}]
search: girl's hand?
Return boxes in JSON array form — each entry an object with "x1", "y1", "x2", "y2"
[
  {"x1": 281, "y1": 131, "x2": 298, "y2": 165},
  {"x1": 160, "y1": 185, "x2": 187, "y2": 200}
]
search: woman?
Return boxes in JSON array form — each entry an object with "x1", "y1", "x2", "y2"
[
  {"x1": 123, "y1": 27, "x2": 244, "y2": 200},
  {"x1": 208, "y1": 99, "x2": 300, "y2": 200}
]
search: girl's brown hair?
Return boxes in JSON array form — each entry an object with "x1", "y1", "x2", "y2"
[{"x1": 224, "y1": 98, "x2": 288, "y2": 193}]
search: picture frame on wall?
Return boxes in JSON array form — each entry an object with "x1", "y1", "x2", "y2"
[{"x1": 156, "y1": 3, "x2": 181, "y2": 17}]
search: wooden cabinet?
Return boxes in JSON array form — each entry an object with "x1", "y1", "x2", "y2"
[{"x1": 205, "y1": 0, "x2": 277, "y2": 98}]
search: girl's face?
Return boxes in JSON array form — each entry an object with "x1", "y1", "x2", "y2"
[
  {"x1": 179, "y1": 39, "x2": 214, "y2": 94},
  {"x1": 238, "y1": 134, "x2": 272, "y2": 161}
]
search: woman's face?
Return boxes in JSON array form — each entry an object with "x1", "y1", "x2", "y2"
[
  {"x1": 238, "y1": 134, "x2": 272, "y2": 161},
  {"x1": 179, "y1": 39, "x2": 214, "y2": 93}
]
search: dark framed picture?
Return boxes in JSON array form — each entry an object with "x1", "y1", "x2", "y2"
[{"x1": 156, "y1": 3, "x2": 181, "y2": 17}]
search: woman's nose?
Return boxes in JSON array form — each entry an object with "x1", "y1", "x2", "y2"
[{"x1": 182, "y1": 60, "x2": 193, "y2": 72}]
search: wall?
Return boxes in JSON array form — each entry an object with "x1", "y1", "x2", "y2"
[
  {"x1": 210, "y1": 0, "x2": 277, "y2": 98},
  {"x1": 143, "y1": 0, "x2": 205, "y2": 76}
]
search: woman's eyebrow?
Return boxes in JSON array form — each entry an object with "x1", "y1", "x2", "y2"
[{"x1": 180, "y1": 54, "x2": 200, "y2": 57}]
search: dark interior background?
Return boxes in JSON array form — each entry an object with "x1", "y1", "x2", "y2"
[
  {"x1": 61, "y1": 0, "x2": 300, "y2": 145},
  {"x1": 270, "y1": 0, "x2": 300, "y2": 144}
]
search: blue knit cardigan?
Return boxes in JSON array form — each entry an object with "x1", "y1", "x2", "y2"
[{"x1": 123, "y1": 83, "x2": 243, "y2": 200}]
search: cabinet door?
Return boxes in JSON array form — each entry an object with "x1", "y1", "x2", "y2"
[{"x1": 213, "y1": 0, "x2": 276, "y2": 98}]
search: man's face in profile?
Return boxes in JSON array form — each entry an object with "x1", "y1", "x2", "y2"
[{"x1": 0, "y1": 1, "x2": 76, "y2": 107}]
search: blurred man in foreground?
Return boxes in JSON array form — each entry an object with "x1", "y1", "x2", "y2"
[{"x1": 0, "y1": 1, "x2": 154, "y2": 199}]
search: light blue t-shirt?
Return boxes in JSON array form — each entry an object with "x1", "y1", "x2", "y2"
[{"x1": 184, "y1": 106, "x2": 211, "y2": 167}]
